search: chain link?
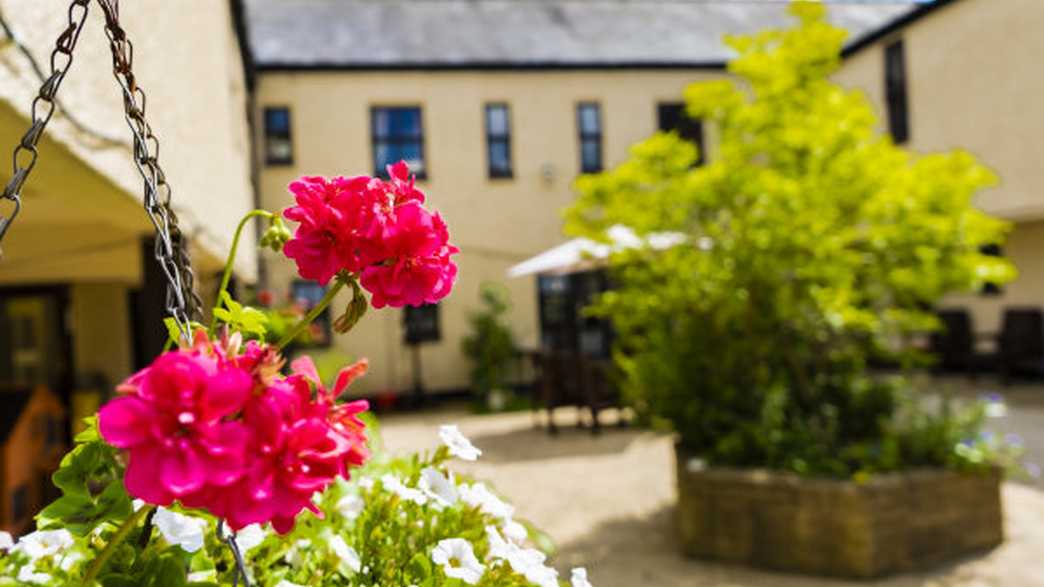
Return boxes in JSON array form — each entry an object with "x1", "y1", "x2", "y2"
[
  {"x1": 0, "y1": 0, "x2": 91, "y2": 243},
  {"x1": 95, "y1": 0, "x2": 202, "y2": 338}
]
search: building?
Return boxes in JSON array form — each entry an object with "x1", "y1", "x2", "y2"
[
  {"x1": 0, "y1": 0, "x2": 256, "y2": 441},
  {"x1": 244, "y1": 0, "x2": 912, "y2": 396},
  {"x1": 831, "y1": 0, "x2": 1044, "y2": 339}
]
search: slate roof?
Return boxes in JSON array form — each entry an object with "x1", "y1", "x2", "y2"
[{"x1": 243, "y1": 0, "x2": 926, "y2": 70}]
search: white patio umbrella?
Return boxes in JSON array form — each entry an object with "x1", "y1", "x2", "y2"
[{"x1": 506, "y1": 225, "x2": 686, "y2": 278}]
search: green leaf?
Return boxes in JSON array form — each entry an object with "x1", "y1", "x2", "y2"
[{"x1": 214, "y1": 291, "x2": 268, "y2": 338}]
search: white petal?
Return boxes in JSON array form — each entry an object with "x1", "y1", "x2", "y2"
[
  {"x1": 235, "y1": 524, "x2": 267, "y2": 553},
  {"x1": 439, "y1": 424, "x2": 482, "y2": 461},
  {"x1": 571, "y1": 567, "x2": 594, "y2": 587}
]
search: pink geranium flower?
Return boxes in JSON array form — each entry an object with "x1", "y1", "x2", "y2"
[
  {"x1": 360, "y1": 203, "x2": 459, "y2": 308},
  {"x1": 281, "y1": 161, "x2": 458, "y2": 309},
  {"x1": 98, "y1": 351, "x2": 253, "y2": 505}
]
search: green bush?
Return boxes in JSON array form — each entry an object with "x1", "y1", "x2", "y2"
[
  {"x1": 461, "y1": 284, "x2": 519, "y2": 403},
  {"x1": 563, "y1": 4, "x2": 1017, "y2": 478}
]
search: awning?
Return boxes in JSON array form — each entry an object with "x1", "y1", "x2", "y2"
[{"x1": 507, "y1": 225, "x2": 686, "y2": 278}]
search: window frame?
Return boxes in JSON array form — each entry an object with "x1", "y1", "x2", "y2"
[
  {"x1": 370, "y1": 105, "x2": 427, "y2": 179},
  {"x1": 484, "y1": 103, "x2": 514, "y2": 179},
  {"x1": 576, "y1": 102, "x2": 604, "y2": 174},
  {"x1": 884, "y1": 39, "x2": 910, "y2": 144},
  {"x1": 657, "y1": 102, "x2": 705, "y2": 166},
  {"x1": 263, "y1": 106, "x2": 293, "y2": 166}
]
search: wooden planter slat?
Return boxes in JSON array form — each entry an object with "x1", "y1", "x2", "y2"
[{"x1": 675, "y1": 446, "x2": 1003, "y2": 578}]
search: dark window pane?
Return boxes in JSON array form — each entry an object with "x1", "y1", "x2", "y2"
[
  {"x1": 658, "y1": 102, "x2": 705, "y2": 165},
  {"x1": 372, "y1": 107, "x2": 425, "y2": 177},
  {"x1": 486, "y1": 105, "x2": 509, "y2": 136},
  {"x1": 264, "y1": 107, "x2": 292, "y2": 165},
  {"x1": 581, "y1": 139, "x2": 602, "y2": 173},
  {"x1": 265, "y1": 108, "x2": 290, "y2": 133},
  {"x1": 489, "y1": 141, "x2": 511, "y2": 176},
  {"x1": 885, "y1": 40, "x2": 909, "y2": 144},
  {"x1": 579, "y1": 104, "x2": 600, "y2": 134},
  {"x1": 485, "y1": 104, "x2": 513, "y2": 178}
]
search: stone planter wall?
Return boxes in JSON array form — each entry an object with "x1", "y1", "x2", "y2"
[{"x1": 675, "y1": 447, "x2": 1003, "y2": 578}]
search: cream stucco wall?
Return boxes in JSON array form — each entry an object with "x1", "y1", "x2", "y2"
[
  {"x1": 833, "y1": 0, "x2": 1044, "y2": 336},
  {"x1": 257, "y1": 69, "x2": 721, "y2": 393},
  {"x1": 70, "y1": 283, "x2": 132, "y2": 388},
  {"x1": 0, "y1": 0, "x2": 256, "y2": 279}
]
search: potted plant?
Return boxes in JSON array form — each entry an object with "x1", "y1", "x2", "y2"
[
  {"x1": 564, "y1": 4, "x2": 1021, "y2": 578},
  {"x1": 462, "y1": 283, "x2": 519, "y2": 412}
]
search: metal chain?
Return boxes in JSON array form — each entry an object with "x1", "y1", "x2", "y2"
[
  {"x1": 95, "y1": 0, "x2": 202, "y2": 338},
  {"x1": 0, "y1": 0, "x2": 92, "y2": 243}
]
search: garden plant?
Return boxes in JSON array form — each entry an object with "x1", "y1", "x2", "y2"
[
  {"x1": 0, "y1": 163, "x2": 591, "y2": 586},
  {"x1": 564, "y1": 4, "x2": 1023, "y2": 479},
  {"x1": 461, "y1": 284, "x2": 519, "y2": 411}
]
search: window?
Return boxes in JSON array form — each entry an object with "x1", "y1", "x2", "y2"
[
  {"x1": 263, "y1": 107, "x2": 293, "y2": 165},
  {"x1": 485, "y1": 104, "x2": 513, "y2": 179},
  {"x1": 980, "y1": 244, "x2": 1004, "y2": 296},
  {"x1": 577, "y1": 102, "x2": 603, "y2": 173},
  {"x1": 885, "y1": 40, "x2": 909, "y2": 144},
  {"x1": 371, "y1": 107, "x2": 426, "y2": 178},
  {"x1": 403, "y1": 303, "x2": 441, "y2": 345},
  {"x1": 657, "y1": 102, "x2": 705, "y2": 165},
  {"x1": 291, "y1": 280, "x2": 332, "y2": 347}
]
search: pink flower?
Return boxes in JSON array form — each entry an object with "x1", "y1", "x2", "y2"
[
  {"x1": 280, "y1": 162, "x2": 458, "y2": 310},
  {"x1": 361, "y1": 203, "x2": 459, "y2": 308},
  {"x1": 386, "y1": 161, "x2": 425, "y2": 205},
  {"x1": 98, "y1": 351, "x2": 253, "y2": 505},
  {"x1": 282, "y1": 175, "x2": 374, "y2": 284}
]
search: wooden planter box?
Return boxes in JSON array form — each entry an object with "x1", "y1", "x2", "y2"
[{"x1": 675, "y1": 446, "x2": 1003, "y2": 578}]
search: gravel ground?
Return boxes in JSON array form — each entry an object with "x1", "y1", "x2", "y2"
[{"x1": 378, "y1": 399, "x2": 1044, "y2": 587}]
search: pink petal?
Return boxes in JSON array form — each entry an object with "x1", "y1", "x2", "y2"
[
  {"x1": 202, "y1": 368, "x2": 252, "y2": 420},
  {"x1": 124, "y1": 444, "x2": 174, "y2": 506},
  {"x1": 332, "y1": 360, "x2": 368, "y2": 398},
  {"x1": 160, "y1": 445, "x2": 207, "y2": 496},
  {"x1": 290, "y1": 356, "x2": 321, "y2": 386},
  {"x1": 98, "y1": 397, "x2": 153, "y2": 448}
]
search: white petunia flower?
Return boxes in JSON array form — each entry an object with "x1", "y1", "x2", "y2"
[
  {"x1": 58, "y1": 550, "x2": 83, "y2": 572},
  {"x1": 485, "y1": 525, "x2": 514, "y2": 562},
  {"x1": 0, "y1": 531, "x2": 13, "y2": 550},
  {"x1": 439, "y1": 425, "x2": 482, "y2": 461},
  {"x1": 187, "y1": 570, "x2": 217, "y2": 582},
  {"x1": 460, "y1": 483, "x2": 514, "y2": 520},
  {"x1": 485, "y1": 524, "x2": 556, "y2": 585},
  {"x1": 154, "y1": 507, "x2": 207, "y2": 553},
  {"x1": 571, "y1": 567, "x2": 594, "y2": 587},
  {"x1": 525, "y1": 563, "x2": 560, "y2": 587},
  {"x1": 381, "y1": 474, "x2": 428, "y2": 505},
  {"x1": 502, "y1": 519, "x2": 527, "y2": 543},
  {"x1": 275, "y1": 581, "x2": 306, "y2": 587},
  {"x1": 329, "y1": 534, "x2": 362, "y2": 575},
  {"x1": 132, "y1": 499, "x2": 146, "y2": 511},
  {"x1": 336, "y1": 493, "x2": 365, "y2": 519},
  {"x1": 17, "y1": 565, "x2": 51, "y2": 585},
  {"x1": 431, "y1": 538, "x2": 485, "y2": 585},
  {"x1": 419, "y1": 467, "x2": 458, "y2": 508},
  {"x1": 285, "y1": 539, "x2": 311, "y2": 568},
  {"x1": 235, "y1": 524, "x2": 267, "y2": 553},
  {"x1": 12, "y1": 529, "x2": 74, "y2": 560}
]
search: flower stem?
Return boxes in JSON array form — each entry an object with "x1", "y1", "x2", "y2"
[
  {"x1": 82, "y1": 505, "x2": 154, "y2": 585},
  {"x1": 276, "y1": 278, "x2": 346, "y2": 350},
  {"x1": 210, "y1": 209, "x2": 274, "y2": 335}
]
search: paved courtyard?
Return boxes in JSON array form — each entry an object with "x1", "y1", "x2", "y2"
[{"x1": 378, "y1": 378, "x2": 1044, "y2": 586}]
